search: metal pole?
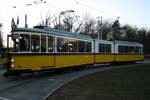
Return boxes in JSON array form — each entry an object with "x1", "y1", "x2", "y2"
[
  {"x1": 7, "y1": 35, "x2": 9, "y2": 54},
  {"x1": 100, "y1": 16, "x2": 102, "y2": 40},
  {"x1": 25, "y1": 14, "x2": 28, "y2": 28},
  {"x1": 97, "y1": 16, "x2": 102, "y2": 40},
  {"x1": 97, "y1": 20, "x2": 100, "y2": 40},
  {"x1": 59, "y1": 13, "x2": 62, "y2": 29}
]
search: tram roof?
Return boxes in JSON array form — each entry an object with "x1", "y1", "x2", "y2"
[{"x1": 12, "y1": 26, "x2": 93, "y2": 41}]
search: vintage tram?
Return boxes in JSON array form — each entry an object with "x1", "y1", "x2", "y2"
[{"x1": 4, "y1": 26, "x2": 144, "y2": 76}]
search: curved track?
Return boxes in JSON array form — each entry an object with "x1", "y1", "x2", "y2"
[{"x1": 0, "y1": 60, "x2": 149, "y2": 100}]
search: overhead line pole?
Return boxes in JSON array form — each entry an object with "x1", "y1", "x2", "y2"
[{"x1": 97, "y1": 16, "x2": 102, "y2": 40}]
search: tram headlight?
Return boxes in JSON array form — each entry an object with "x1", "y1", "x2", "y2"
[
  {"x1": 11, "y1": 59, "x2": 14, "y2": 63},
  {"x1": 11, "y1": 64, "x2": 14, "y2": 68}
]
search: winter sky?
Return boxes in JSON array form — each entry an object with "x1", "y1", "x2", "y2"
[{"x1": 0, "y1": 0, "x2": 150, "y2": 46}]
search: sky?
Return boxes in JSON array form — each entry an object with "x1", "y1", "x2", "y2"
[{"x1": 0, "y1": 0, "x2": 150, "y2": 46}]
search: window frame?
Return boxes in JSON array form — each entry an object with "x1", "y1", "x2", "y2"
[
  {"x1": 98, "y1": 43, "x2": 111, "y2": 53},
  {"x1": 56, "y1": 36, "x2": 93, "y2": 53}
]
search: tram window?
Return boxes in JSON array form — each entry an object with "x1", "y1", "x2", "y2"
[
  {"x1": 13, "y1": 41, "x2": 19, "y2": 52},
  {"x1": 106, "y1": 44, "x2": 111, "y2": 53},
  {"x1": 11, "y1": 34, "x2": 20, "y2": 52},
  {"x1": 41, "y1": 35, "x2": 46, "y2": 52},
  {"x1": 57, "y1": 37, "x2": 68, "y2": 52},
  {"x1": 129, "y1": 46, "x2": 135, "y2": 53},
  {"x1": 78, "y1": 41, "x2": 85, "y2": 52},
  {"x1": 139, "y1": 47, "x2": 143, "y2": 53},
  {"x1": 125, "y1": 46, "x2": 129, "y2": 53},
  {"x1": 119, "y1": 45, "x2": 130, "y2": 53},
  {"x1": 118, "y1": 45, "x2": 124, "y2": 53},
  {"x1": 20, "y1": 34, "x2": 30, "y2": 52},
  {"x1": 48, "y1": 36, "x2": 54, "y2": 52},
  {"x1": 138, "y1": 47, "x2": 141, "y2": 53},
  {"x1": 31, "y1": 35, "x2": 40, "y2": 52},
  {"x1": 69, "y1": 39, "x2": 77, "y2": 52},
  {"x1": 141, "y1": 47, "x2": 143, "y2": 53},
  {"x1": 139, "y1": 47, "x2": 141, "y2": 53},
  {"x1": 99, "y1": 43, "x2": 105, "y2": 53},
  {"x1": 135, "y1": 46, "x2": 139, "y2": 53},
  {"x1": 85, "y1": 42, "x2": 91, "y2": 52}
]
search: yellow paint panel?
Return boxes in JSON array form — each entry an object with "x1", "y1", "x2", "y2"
[
  {"x1": 115, "y1": 54, "x2": 144, "y2": 62},
  {"x1": 95, "y1": 54, "x2": 114, "y2": 63},
  {"x1": 10, "y1": 54, "x2": 144, "y2": 71},
  {"x1": 11, "y1": 55, "x2": 54, "y2": 71},
  {"x1": 55, "y1": 54, "x2": 94, "y2": 68}
]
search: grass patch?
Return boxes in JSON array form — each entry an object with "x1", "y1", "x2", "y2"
[{"x1": 47, "y1": 64, "x2": 150, "y2": 100}]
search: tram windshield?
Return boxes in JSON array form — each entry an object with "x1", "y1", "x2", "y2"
[{"x1": 8, "y1": 33, "x2": 54, "y2": 53}]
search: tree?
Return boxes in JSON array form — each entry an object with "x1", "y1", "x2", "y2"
[
  {"x1": 79, "y1": 14, "x2": 97, "y2": 38},
  {"x1": 0, "y1": 23, "x2": 3, "y2": 48},
  {"x1": 40, "y1": 14, "x2": 52, "y2": 27},
  {"x1": 39, "y1": 11, "x2": 82, "y2": 33},
  {"x1": 61, "y1": 13, "x2": 76, "y2": 32},
  {"x1": 136, "y1": 28, "x2": 146, "y2": 42},
  {"x1": 112, "y1": 18, "x2": 121, "y2": 40},
  {"x1": 144, "y1": 31, "x2": 150, "y2": 54},
  {"x1": 121, "y1": 25, "x2": 137, "y2": 41},
  {"x1": 102, "y1": 20, "x2": 112, "y2": 40},
  {"x1": 136, "y1": 28, "x2": 147, "y2": 54}
]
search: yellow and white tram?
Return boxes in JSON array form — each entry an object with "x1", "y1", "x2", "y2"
[{"x1": 4, "y1": 26, "x2": 144, "y2": 76}]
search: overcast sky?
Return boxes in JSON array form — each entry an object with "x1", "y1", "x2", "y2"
[{"x1": 0, "y1": 0, "x2": 150, "y2": 45}]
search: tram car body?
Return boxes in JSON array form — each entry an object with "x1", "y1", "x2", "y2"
[{"x1": 4, "y1": 26, "x2": 144, "y2": 76}]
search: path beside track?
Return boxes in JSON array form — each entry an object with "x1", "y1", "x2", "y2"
[{"x1": 0, "y1": 60, "x2": 149, "y2": 100}]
